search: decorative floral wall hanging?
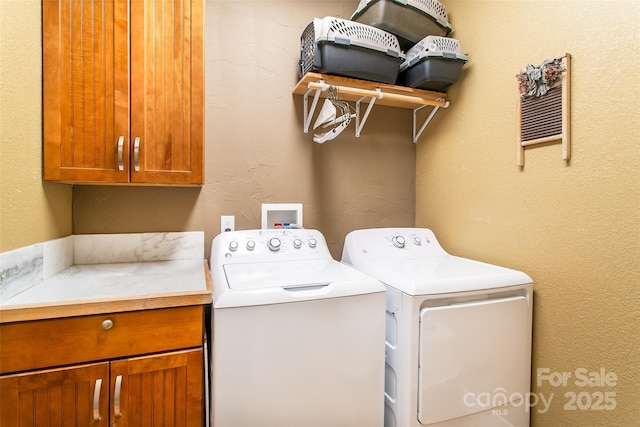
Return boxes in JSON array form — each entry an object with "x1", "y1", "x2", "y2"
[
  {"x1": 516, "y1": 53, "x2": 571, "y2": 166},
  {"x1": 516, "y1": 57, "x2": 566, "y2": 99}
]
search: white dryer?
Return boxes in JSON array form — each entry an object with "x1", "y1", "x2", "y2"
[
  {"x1": 209, "y1": 229, "x2": 386, "y2": 427},
  {"x1": 341, "y1": 228, "x2": 533, "y2": 427}
]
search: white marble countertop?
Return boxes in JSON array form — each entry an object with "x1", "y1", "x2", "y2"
[
  {"x1": 0, "y1": 232, "x2": 212, "y2": 323},
  {"x1": 1, "y1": 259, "x2": 207, "y2": 307}
]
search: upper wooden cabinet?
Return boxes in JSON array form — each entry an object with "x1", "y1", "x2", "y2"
[{"x1": 43, "y1": 0, "x2": 204, "y2": 185}]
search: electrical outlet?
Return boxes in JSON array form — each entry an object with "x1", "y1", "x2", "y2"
[{"x1": 221, "y1": 215, "x2": 235, "y2": 232}]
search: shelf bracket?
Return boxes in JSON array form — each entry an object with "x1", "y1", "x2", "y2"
[
  {"x1": 302, "y1": 80, "x2": 326, "y2": 133},
  {"x1": 355, "y1": 89, "x2": 383, "y2": 137},
  {"x1": 413, "y1": 100, "x2": 449, "y2": 143},
  {"x1": 298, "y1": 75, "x2": 451, "y2": 142}
]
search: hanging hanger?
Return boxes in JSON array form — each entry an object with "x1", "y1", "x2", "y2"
[{"x1": 313, "y1": 85, "x2": 353, "y2": 143}]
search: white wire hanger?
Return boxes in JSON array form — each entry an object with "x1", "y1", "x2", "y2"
[{"x1": 313, "y1": 85, "x2": 354, "y2": 144}]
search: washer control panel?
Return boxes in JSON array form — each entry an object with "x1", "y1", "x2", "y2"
[
  {"x1": 342, "y1": 227, "x2": 448, "y2": 264},
  {"x1": 212, "y1": 229, "x2": 331, "y2": 264}
]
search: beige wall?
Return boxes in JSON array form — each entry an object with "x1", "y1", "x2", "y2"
[
  {"x1": 2, "y1": 0, "x2": 638, "y2": 425},
  {"x1": 416, "y1": 1, "x2": 639, "y2": 425},
  {"x1": 72, "y1": 0, "x2": 416, "y2": 258},
  {"x1": 0, "y1": 0, "x2": 72, "y2": 253}
]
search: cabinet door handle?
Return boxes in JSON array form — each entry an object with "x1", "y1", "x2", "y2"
[
  {"x1": 114, "y1": 375, "x2": 123, "y2": 418},
  {"x1": 117, "y1": 136, "x2": 125, "y2": 171},
  {"x1": 133, "y1": 137, "x2": 140, "y2": 172},
  {"x1": 93, "y1": 378, "x2": 103, "y2": 422}
]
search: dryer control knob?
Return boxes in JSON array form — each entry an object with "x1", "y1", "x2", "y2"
[
  {"x1": 308, "y1": 238, "x2": 317, "y2": 248},
  {"x1": 413, "y1": 237, "x2": 422, "y2": 245},
  {"x1": 268, "y1": 237, "x2": 282, "y2": 252},
  {"x1": 246, "y1": 240, "x2": 256, "y2": 251},
  {"x1": 392, "y1": 236, "x2": 406, "y2": 248},
  {"x1": 229, "y1": 241, "x2": 239, "y2": 251},
  {"x1": 293, "y1": 239, "x2": 302, "y2": 249}
]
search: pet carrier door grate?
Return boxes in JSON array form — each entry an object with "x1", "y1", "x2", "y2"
[{"x1": 516, "y1": 53, "x2": 571, "y2": 166}]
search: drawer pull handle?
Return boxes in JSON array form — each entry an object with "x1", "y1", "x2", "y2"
[
  {"x1": 114, "y1": 375, "x2": 123, "y2": 418},
  {"x1": 93, "y1": 378, "x2": 103, "y2": 422},
  {"x1": 101, "y1": 319, "x2": 114, "y2": 330}
]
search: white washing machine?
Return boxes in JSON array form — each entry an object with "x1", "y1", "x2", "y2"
[
  {"x1": 341, "y1": 228, "x2": 533, "y2": 427},
  {"x1": 209, "y1": 229, "x2": 386, "y2": 427}
]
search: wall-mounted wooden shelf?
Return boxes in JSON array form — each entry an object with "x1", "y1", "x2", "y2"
[{"x1": 292, "y1": 72, "x2": 450, "y2": 143}]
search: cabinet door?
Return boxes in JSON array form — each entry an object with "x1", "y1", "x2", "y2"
[
  {"x1": 43, "y1": 0, "x2": 130, "y2": 183},
  {"x1": 129, "y1": 0, "x2": 204, "y2": 185},
  {"x1": 0, "y1": 362, "x2": 109, "y2": 427},
  {"x1": 110, "y1": 348, "x2": 203, "y2": 427}
]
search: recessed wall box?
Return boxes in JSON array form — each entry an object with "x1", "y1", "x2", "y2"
[{"x1": 261, "y1": 203, "x2": 303, "y2": 229}]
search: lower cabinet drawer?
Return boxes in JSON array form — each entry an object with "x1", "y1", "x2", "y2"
[{"x1": 0, "y1": 306, "x2": 204, "y2": 374}]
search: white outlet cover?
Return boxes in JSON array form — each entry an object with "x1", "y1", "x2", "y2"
[{"x1": 221, "y1": 215, "x2": 235, "y2": 232}]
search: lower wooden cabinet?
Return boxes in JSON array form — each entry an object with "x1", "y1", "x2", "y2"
[
  {"x1": 0, "y1": 306, "x2": 206, "y2": 427},
  {"x1": 0, "y1": 348, "x2": 203, "y2": 427}
]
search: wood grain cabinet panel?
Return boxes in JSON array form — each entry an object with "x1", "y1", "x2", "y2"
[
  {"x1": 0, "y1": 306, "x2": 203, "y2": 375},
  {"x1": 43, "y1": 0, "x2": 204, "y2": 185},
  {"x1": 129, "y1": 0, "x2": 204, "y2": 185},
  {"x1": 42, "y1": 0, "x2": 129, "y2": 183},
  {"x1": 0, "y1": 362, "x2": 110, "y2": 427},
  {"x1": 111, "y1": 349, "x2": 203, "y2": 427}
]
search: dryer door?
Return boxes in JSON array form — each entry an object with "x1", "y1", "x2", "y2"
[{"x1": 417, "y1": 296, "x2": 531, "y2": 425}]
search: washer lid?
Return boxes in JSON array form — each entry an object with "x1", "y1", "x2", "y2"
[
  {"x1": 215, "y1": 259, "x2": 385, "y2": 308},
  {"x1": 224, "y1": 259, "x2": 368, "y2": 290},
  {"x1": 353, "y1": 255, "x2": 532, "y2": 295}
]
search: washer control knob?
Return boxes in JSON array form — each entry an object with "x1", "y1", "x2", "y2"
[
  {"x1": 308, "y1": 238, "x2": 317, "y2": 248},
  {"x1": 228, "y1": 241, "x2": 239, "y2": 251},
  {"x1": 413, "y1": 237, "x2": 422, "y2": 245},
  {"x1": 293, "y1": 239, "x2": 302, "y2": 249},
  {"x1": 268, "y1": 237, "x2": 282, "y2": 252},
  {"x1": 392, "y1": 236, "x2": 406, "y2": 248},
  {"x1": 246, "y1": 240, "x2": 256, "y2": 251}
]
